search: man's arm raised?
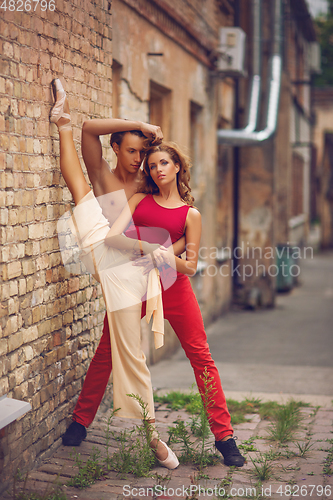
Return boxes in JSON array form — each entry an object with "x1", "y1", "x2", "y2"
[{"x1": 81, "y1": 119, "x2": 163, "y2": 188}]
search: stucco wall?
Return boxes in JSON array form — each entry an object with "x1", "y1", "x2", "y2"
[{"x1": 112, "y1": 0, "x2": 234, "y2": 325}]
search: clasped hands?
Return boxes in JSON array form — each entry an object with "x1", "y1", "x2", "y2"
[{"x1": 131, "y1": 242, "x2": 173, "y2": 275}]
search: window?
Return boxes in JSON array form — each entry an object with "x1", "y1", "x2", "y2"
[
  {"x1": 112, "y1": 60, "x2": 122, "y2": 119},
  {"x1": 292, "y1": 152, "x2": 304, "y2": 216},
  {"x1": 149, "y1": 81, "x2": 171, "y2": 140},
  {"x1": 190, "y1": 101, "x2": 203, "y2": 187}
]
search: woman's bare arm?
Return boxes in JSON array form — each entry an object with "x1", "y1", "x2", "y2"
[
  {"x1": 153, "y1": 208, "x2": 201, "y2": 277},
  {"x1": 170, "y1": 235, "x2": 186, "y2": 256}
]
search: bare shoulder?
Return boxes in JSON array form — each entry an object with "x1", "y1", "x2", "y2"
[
  {"x1": 188, "y1": 206, "x2": 201, "y2": 221},
  {"x1": 185, "y1": 206, "x2": 201, "y2": 233},
  {"x1": 128, "y1": 192, "x2": 147, "y2": 208}
]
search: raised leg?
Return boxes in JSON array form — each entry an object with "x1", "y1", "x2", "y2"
[{"x1": 50, "y1": 79, "x2": 90, "y2": 205}]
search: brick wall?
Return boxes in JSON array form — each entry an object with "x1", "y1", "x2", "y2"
[{"x1": 0, "y1": 2, "x2": 112, "y2": 492}]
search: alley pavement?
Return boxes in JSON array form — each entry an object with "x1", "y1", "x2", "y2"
[
  {"x1": 3, "y1": 251, "x2": 333, "y2": 500},
  {"x1": 151, "y1": 249, "x2": 333, "y2": 406}
]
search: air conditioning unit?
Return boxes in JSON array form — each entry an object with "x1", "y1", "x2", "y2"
[
  {"x1": 309, "y1": 42, "x2": 321, "y2": 74},
  {"x1": 217, "y1": 27, "x2": 246, "y2": 77}
]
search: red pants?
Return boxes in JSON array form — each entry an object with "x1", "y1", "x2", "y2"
[{"x1": 73, "y1": 275, "x2": 233, "y2": 441}]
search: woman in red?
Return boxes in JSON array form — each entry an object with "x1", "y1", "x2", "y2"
[{"x1": 51, "y1": 79, "x2": 245, "y2": 467}]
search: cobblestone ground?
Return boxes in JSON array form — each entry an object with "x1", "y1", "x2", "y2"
[{"x1": 3, "y1": 401, "x2": 333, "y2": 500}]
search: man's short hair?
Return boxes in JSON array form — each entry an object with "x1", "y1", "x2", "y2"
[{"x1": 110, "y1": 130, "x2": 145, "y2": 148}]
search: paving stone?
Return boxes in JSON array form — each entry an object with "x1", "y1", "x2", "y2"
[
  {"x1": 303, "y1": 450, "x2": 327, "y2": 463},
  {"x1": 64, "y1": 484, "x2": 120, "y2": 500},
  {"x1": 38, "y1": 462, "x2": 78, "y2": 477},
  {"x1": 312, "y1": 433, "x2": 333, "y2": 441},
  {"x1": 26, "y1": 471, "x2": 69, "y2": 485},
  {"x1": 200, "y1": 464, "x2": 229, "y2": 479},
  {"x1": 233, "y1": 430, "x2": 255, "y2": 441},
  {"x1": 9, "y1": 401, "x2": 333, "y2": 500},
  {"x1": 232, "y1": 421, "x2": 259, "y2": 430}
]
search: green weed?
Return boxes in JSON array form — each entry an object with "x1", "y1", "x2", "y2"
[
  {"x1": 323, "y1": 438, "x2": 333, "y2": 475},
  {"x1": 107, "y1": 393, "x2": 157, "y2": 477},
  {"x1": 155, "y1": 389, "x2": 198, "y2": 411},
  {"x1": 167, "y1": 368, "x2": 220, "y2": 469},
  {"x1": 294, "y1": 438, "x2": 314, "y2": 457},
  {"x1": 156, "y1": 392, "x2": 308, "y2": 428},
  {"x1": 266, "y1": 400, "x2": 304, "y2": 443},
  {"x1": 238, "y1": 438, "x2": 258, "y2": 453},
  {"x1": 104, "y1": 407, "x2": 120, "y2": 469},
  {"x1": 13, "y1": 492, "x2": 67, "y2": 500},
  {"x1": 12, "y1": 470, "x2": 67, "y2": 500},
  {"x1": 67, "y1": 448, "x2": 106, "y2": 489},
  {"x1": 249, "y1": 452, "x2": 274, "y2": 481}
]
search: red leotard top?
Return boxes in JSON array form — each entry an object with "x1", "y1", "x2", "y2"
[{"x1": 125, "y1": 194, "x2": 190, "y2": 285}]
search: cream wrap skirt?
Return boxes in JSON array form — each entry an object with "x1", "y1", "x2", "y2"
[{"x1": 65, "y1": 190, "x2": 164, "y2": 419}]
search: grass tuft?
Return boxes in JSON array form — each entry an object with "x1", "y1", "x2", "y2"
[
  {"x1": 67, "y1": 448, "x2": 106, "y2": 489},
  {"x1": 249, "y1": 452, "x2": 274, "y2": 481},
  {"x1": 323, "y1": 438, "x2": 333, "y2": 475},
  {"x1": 12, "y1": 471, "x2": 67, "y2": 500},
  {"x1": 266, "y1": 400, "x2": 304, "y2": 443}
]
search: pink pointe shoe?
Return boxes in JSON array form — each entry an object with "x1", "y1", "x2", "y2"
[
  {"x1": 156, "y1": 441, "x2": 179, "y2": 470},
  {"x1": 50, "y1": 78, "x2": 71, "y2": 131}
]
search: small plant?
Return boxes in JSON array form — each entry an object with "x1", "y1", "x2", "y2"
[
  {"x1": 323, "y1": 438, "x2": 333, "y2": 475},
  {"x1": 167, "y1": 419, "x2": 219, "y2": 468},
  {"x1": 12, "y1": 470, "x2": 67, "y2": 500},
  {"x1": 238, "y1": 438, "x2": 258, "y2": 453},
  {"x1": 13, "y1": 491, "x2": 68, "y2": 500},
  {"x1": 266, "y1": 400, "x2": 303, "y2": 443},
  {"x1": 166, "y1": 369, "x2": 220, "y2": 469},
  {"x1": 249, "y1": 452, "x2": 274, "y2": 481},
  {"x1": 294, "y1": 438, "x2": 314, "y2": 457},
  {"x1": 168, "y1": 419, "x2": 196, "y2": 463},
  {"x1": 216, "y1": 476, "x2": 232, "y2": 499},
  {"x1": 67, "y1": 448, "x2": 106, "y2": 489},
  {"x1": 197, "y1": 367, "x2": 217, "y2": 466},
  {"x1": 150, "y1": 471, "x2": 171, "y2": 497},
  {"x1": 154, "y1": 389, "x2": 198, "y2": 410},
  {"x1": 104, "y1": 407, "x2": 120, "y2": 469},
  {"x1": 107, "y1": 393, "x2": 157, "y2": 477}
]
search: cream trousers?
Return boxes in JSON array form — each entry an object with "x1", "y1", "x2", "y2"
[{"x1": 58, "y1": 190, "x2": 164, "y2": 420}]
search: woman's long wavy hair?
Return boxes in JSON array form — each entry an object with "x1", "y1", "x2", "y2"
[{"x1": 138, "y1": 142, "x2": 194, "y2": 206}]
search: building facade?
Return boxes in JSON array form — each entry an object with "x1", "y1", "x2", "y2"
[
  {"x1": 226, "y1": 0, "x2": 317, "y2": 304},
  {"x1": 0, "y1": 0, "x2": 318, "y2": 491},
  {"x1": 111, "y1": 0, "x2": 239, "y2": 362}
]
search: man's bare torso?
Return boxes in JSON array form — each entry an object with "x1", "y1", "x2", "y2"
[{"x1": 92, "y1": 162, "x2": 143, "y2": 226}]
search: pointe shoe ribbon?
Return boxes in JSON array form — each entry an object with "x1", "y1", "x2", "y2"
[
  {"x1": 50, "y1": 78, "x2": 71, "y2": 131},
  {"x1": 156, "y1": 441, "x2": 179, "y2": 470}
]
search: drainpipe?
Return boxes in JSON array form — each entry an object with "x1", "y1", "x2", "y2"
[
  {"x1": 242, "y1": 0, "x2": 262, "y2": 134},
  {"x1": 217, "y1": 0, "x2": 282, "y2": 146}
]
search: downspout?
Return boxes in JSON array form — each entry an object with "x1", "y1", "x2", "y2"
[
  {"x1": 242, "y1": 0, "x2": 261, "y2": 134},
  {"x1": 217, "y1": 0, "x2": 282, "y2": 146}
]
